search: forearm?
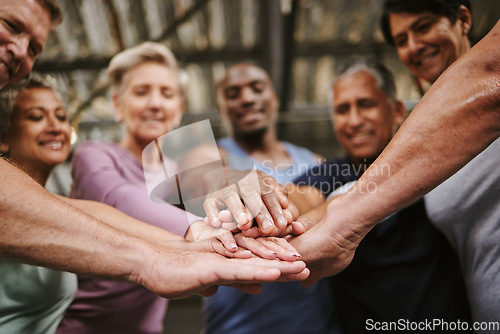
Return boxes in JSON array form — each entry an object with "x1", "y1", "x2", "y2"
[
  {"x1": 0, "y1": 160, "x2": 151, "y2": 282},
  {"x1": 324, "y1": 21, "x2": 500, "y2": 238},
  {"x1": 286, "y1": 184, "x2": 325, "y2": 215},
  {"x1": 56, "y1": 196, "x2": 186, "y2": 245}
]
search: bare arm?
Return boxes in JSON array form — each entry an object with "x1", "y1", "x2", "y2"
[
  {"x1": 0, "y1": 160, "x2": 310, "y2": 297},
  {"x1": 0, "y1": 159, "x2": 162, "y2": 278},
  {"x1": 286, "y1": 184, "x2": 326, "y2": 215},
  {"x1": 292, "y1": 20, "x2": 500, "y2": 284},
  {"x1": 56, "y1": 195, "x2": 186, "y2": 243}
]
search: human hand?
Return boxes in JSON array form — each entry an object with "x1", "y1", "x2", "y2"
[
  {"x1": 203, "y1": 168, "x2": 293, "y2": 235},
  {"x1": 233, "y1": 234, "x2": 301, "y2": 261},
  {"x1": 290, "y1": 200, "x2": 365, "y2": 287},
  {"x1": 185, "y1": 220, "x2": 251, "y2": 258},
  {"x1": 187, "y1": 212, "x2": 301, "y2": 261},
  {"x1": 135, "y1": 245, "x2": 310, "y2": 299}
]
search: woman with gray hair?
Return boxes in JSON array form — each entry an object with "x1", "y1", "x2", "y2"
[{"x1": 58, "y1": 42, "x2": 299, "y2": 334}]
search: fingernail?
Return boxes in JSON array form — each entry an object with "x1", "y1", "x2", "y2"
[
  {"x1": 277, "y1": 216, "x2": 287, "y2": 228},
  {"x1": 268, "y1": 250, "x2": 278, "y2": 258},
  {"x1": 292, "y1": 253, "x2": 301, "y2": 259},
  {"x1": 238, "y1": 212, "x2": 248, "y2": 223},
  {"x1": 263, "y1": 219, "x2": 273, "y2": 230}
]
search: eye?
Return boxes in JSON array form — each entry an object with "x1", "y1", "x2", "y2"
[
  {"x1": 133, "y1": 89, "x2": 148, "y2": 96},
  {"x1": 27, "y1": 114, "x2": 43, "y2": 121},
  {"x1": 161, "y1": 88, "x2": 175, "y2": 98},
  {"x1": 415, "y1": 21, "x2": 432, "y2": 34},
  {"x1": 358, "y1": 99, "x2": 376, "y2": 109},
  {"x1": 225, "y1": 88, "x2": 239, "y2": 100},
  {"x1": 335, "y1": 105, "x2": 349, "y2": 115},
  {"x1": 56, "y1": 114, "x2": 68, "y2": 122},
  {"x1": 0, "y1": 18, "x2": 19, "y2": 33},
  {"x1": 394, "y1": 35, "x2": 407, "y2": 48},
  {"x1": 28, "y1": 44, "x2": 40, "y2": 58},
  {"x1": 252, "y1": 82, "x2": 265, "y2": 93}
]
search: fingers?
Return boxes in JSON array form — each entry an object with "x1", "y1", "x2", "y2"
[
  {"x1": 286, "y1": 202, "x2": 300, "y2": 222},
  {"x1": 280, "y1": 268, "x2": 311, "y2": 282},
  {"x1": 300, "y1": 272, "x2": 321, "y2": 288},
  {"x1": 197, "y1": 286, "x2": 219, "y2": 297},
  {"x1": 260, "y1": 188, "x2": 288, "y2": 229},
  {"x1": 213, "y1": 228, "x2": 238, "y2": 252},
  {"x1": 254, "y1": 237, "x2": 301, "y2": 261},
  {"x1": 237, "y1": 181, "x2": 275, "y2": 233},
  {"x1": 204, "y1": 197, "x2": 222, "y2": 227},
  {"x1": 255, "y1": 173, "x2": 288, "y2": 229},
  {"x1": 291, "y1": 221, "x2": 306, "y2": 235},
  {"x1": 234, "y1": 233, "x2": 278, "y2": 260},
  {"x1": 210, "y1": 241, "x2": 252, "y2": 259},
  {"x1": 239, "y1": 223, "x2": 294, "y2": 238},
  {"x1": 261, "y1": 171, "x2": 289, "y2": 209}
]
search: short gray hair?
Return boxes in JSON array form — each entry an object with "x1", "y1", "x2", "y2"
[
  {"x1": 107, "y1": 42, "x2": 187, "y2": 98},
  {"x1": 0, "y1": 73, "x2": 59, "y2": 140},
  {"x1": 329, "y1": 58, "x2": 397, "y2": 105}
]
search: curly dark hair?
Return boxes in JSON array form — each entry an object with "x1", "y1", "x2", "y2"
[
  {"x1": 0, "y1": 73, "x2": 58, "y2": 142},
  {"x1": 380, "y1": 0, "x2": 472, "y2": 45}
]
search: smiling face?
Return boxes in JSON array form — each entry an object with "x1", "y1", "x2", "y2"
[
  {"x1": 389, "y1": 9, "x2": 470, "y2": 84},
  {"x1": 332, "y1": 71, "x2": 405, "y2": 165},
  {"x1": 2, "y1": 87, "x2": 71, "y2": 183},
  {"x1": 113, "y1": 61, "x2": 184, "y2": 149},
  {"x1": 0, "y1": 0, "x2": 52, "y2": 89},
  {"x1": 219, "y1": 64, "x2": 279, "y2": 139}
]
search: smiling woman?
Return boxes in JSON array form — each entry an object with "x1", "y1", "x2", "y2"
[
  {"x1": 0, "y1": 73, "x2": 71, "y2": 185},
  {"x1": 381, "y1": 0, "x2": 472, "y2": 85},
  {"x1": 0, "y1": 73, "x2": 78, "y2": 333}
]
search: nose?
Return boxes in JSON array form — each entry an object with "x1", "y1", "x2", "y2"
[
  {"x1": 147, "y1": 90, "x2": 163, "y2": 110},
  {"x1": 46, "y1": 115, "x2": 65, "y2": 134},
  {"x1": 347, "y1": 108, "x2": 363, "y2": 128},
  {"x1": 407, "y1": 32, "x2": 424, "y2": 56},
  {"x1": 6, "y1": 35, "x2": 29, "y2": 70},
  {"x1": 240, "y1": 87, "x2": 256, "y2": 106}
]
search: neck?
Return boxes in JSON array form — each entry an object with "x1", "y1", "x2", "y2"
[
  {"x1": 119, "y1": 133, "x2": 148, "y2": 165},
  {"x1": 8, "y1": 158, "x2": 51, "y2": 187},
  {"x1": 233, "y1": 127, "x2": 279, "y2": 153}
]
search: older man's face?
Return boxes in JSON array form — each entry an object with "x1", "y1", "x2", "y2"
[
  {"x1": 332, "y1": 71, "x2": 404, "y2": 164},
  {"x1": 0, "y1": 0, "x2": 52, "y2": 89}
]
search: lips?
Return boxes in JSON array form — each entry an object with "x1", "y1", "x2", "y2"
[
  {"x1": 413, "y1": 49, "x2": 439, "y2": 68},
  {"x1": 0, "y1": 60, "x2": 11, "y2": 85},
  {"x1": 0, "y1": 59, "x2": 13, "y2": 76},
  {"x1": 40, "y1": 140, "x2": 65, "y2": 150},
  {"x1": 348, "y1": 132, "x2": 372, "y2": 146}
]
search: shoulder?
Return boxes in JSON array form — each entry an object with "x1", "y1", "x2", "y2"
[
  {"x1": 217, "y1": 137, "x2": 241, "y2": 155},
  {"x1": 74, "y1": 141, "x2": 116, "y2": 156},
  {"x1": 72, "y1": 141, "x2": 127, "y2": 169}
]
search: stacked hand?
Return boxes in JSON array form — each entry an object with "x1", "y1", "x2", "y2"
[{"x1": 200, "y1": 168, "x2": 361, "y2": 288}]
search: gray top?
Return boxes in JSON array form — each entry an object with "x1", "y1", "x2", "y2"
[{"x1": 425, "y1": 138, "x2": 500, "y2": 323}]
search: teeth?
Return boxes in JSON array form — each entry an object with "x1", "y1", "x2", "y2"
[
  {"x1": 0, "y1": 61, "x2": 8, "y2": 72},
  {"x1": 42, "y1": 141, "x2": 63, "y2": 149}
]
